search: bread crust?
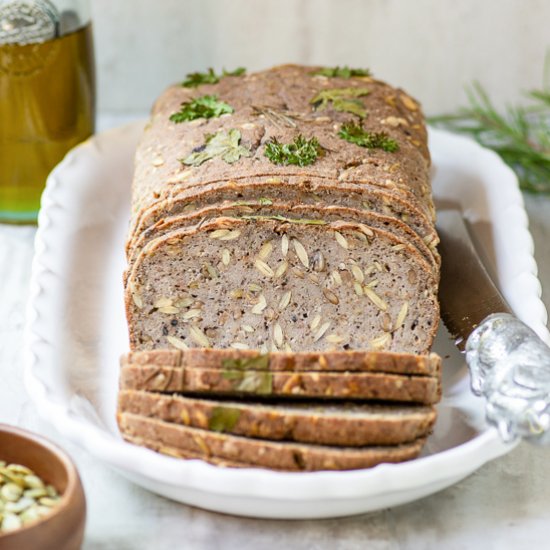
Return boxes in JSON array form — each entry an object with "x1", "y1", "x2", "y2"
[
  {"x1": 118, "y1": 390, "x2": 437, "y2": 446},
  {"x1": 119, "y1": 365, "x2": 441, "y2": 404},
  {"x1": 121, "y1": 348, "x2": 441, "y2": 376},
  {"x1": 118, "y1": 412, "x2": 427, "y2": 471}
]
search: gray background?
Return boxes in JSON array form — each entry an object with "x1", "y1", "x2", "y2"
[{"x1": 90, "y1": 0, "x2": 549, "y2": 116}]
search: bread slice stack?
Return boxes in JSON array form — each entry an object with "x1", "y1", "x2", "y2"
[{"x1": 118, "y1": 64, "x2": 441, "y2": 471}]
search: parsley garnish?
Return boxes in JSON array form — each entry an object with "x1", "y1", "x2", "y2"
[
  {"x1": 310, "y1": 87, "x2": 370, "y2": 117},
  {"x1": 169, "y1": 95, "x2": 234, "y2": 123},
  {"x1": 264, "y1": 135, "x2": 321, "y2": 166},
  {"x1": 339, "y1": 121, "x2": 399, "y2": 152},
  {"x1": 182, "y1": 129, "x2": 251, "y2": 166},
  {"x1": 312, "y1": 66, "x2": 371, "y2": 79},
  {"x1": 182, "y1": 68, "x2": 218, "y2": 87},
  {"x1": 222, "y1": 67, "x2": 246, "y2": 77},
  {"x1": 181, "y1": 67, "x2": 246, "y2": 87}
]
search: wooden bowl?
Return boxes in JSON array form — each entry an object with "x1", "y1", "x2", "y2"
[{"x1": 0, "y1": 424, "x2": 86, "y2": 550}]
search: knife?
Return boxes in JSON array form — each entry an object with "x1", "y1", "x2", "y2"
[{"x1": 436, "y1": 210, "x2": 550, "y2": 444}]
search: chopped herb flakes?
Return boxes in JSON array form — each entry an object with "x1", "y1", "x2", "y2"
[
  {"x1": 209, "y1": 407, "x2": 241, "y2": 432},
  {"x1": 232, "y1": 198, "x2": 274, "y2": 207},
  {"x1": 310, "y1": 87, "x2": 370, "y2": 117},
  {"x1": 169, "y1": 95, "x2": 234, "y2": 123},
  {"x1": 182, "y1": 67, "x2": 246, "y2": 87},
  {"x1": 241, "y1": 215, "x2": 327, "y2": 225},
  {"x1": 264, "y1": 134, "x2": 321, "y2": 167},
  {"x1": 312, "y1": 66, "x2": 371, "y2": 79},
  {"x1": 339, "y1": 121, "x2": 399, "y2": 152},
  {"x1": 182, "y1": 129, "x2": 251, "y2": 166}
]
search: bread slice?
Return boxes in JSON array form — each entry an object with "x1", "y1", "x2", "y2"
[
  {"x1": 121, "y1": 348, "x2": 441, "y2": 376},
  {"x1": 118, "y1": 390, "x2": 437, "y2": 446},
  {"x1": 126, "y1": 179, "x2": 438, "y2": 258},
  {"x1": 122, "y1": 434, "x2": 249, "y2": 468},
  {"x1": 118, "y1": 412, "x2": 427, "y2": 471},
  {"x1": 127, "y1": 202, "x2": 440, "y2": 270},
  {"x1": 125, "y1": 217, "x2": 439, "y2": 354},
  {"x1": 119, "y1": 365, "x2": 441, "y2": 404}
]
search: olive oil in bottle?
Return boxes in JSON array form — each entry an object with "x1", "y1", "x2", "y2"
[{"x1": 0, "y1": 2, "x2": 95, "y2": 223}]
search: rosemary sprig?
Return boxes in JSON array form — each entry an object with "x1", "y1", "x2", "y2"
[{"x1": 429, "y1": 82, "x2": 550, "y2": 194}]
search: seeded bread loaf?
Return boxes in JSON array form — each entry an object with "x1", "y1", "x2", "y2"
[
  {"x1": 121, "y1": 348, "x2": 441, "y2": 376},
  {"x1": 126, "y1": 217, "x2": 439, "y2": 353},
  {"x1": 118, "y1": 413, "x2": 427, "y2": 471},
  {"x1": 120, "y1": 64, "x2": 442, "y2": 471},
  {"x1": 118, "y1": 390, "x2": 436, "y2": 446},
  {"x1": 119, "y1": 365, "x2": 441, "y2": 404}
]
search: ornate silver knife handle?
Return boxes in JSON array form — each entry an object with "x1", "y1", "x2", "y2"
[{"x1": 466, "y1": 313, "x2": 550, "y2": 444}]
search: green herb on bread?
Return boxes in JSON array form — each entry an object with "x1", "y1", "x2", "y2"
[
  {"x1": 338, "y1": 121, "x2": 399, "y2": 152},
  {"x1": 264, "y1": 134, "x2": 322, "y2": 166},
  {"x1": 182, "y1": 129, "x2": 251, "y2": 166},
  {"x1": 182, "y1": 67, "x2": 246, "y2": 87},
  {"x1": 310, "y1": 87, "x2": 370, "y2": 118},
  {"x1": 170, "y1": 95, "x2": 234, "y2": 123},
  {"x1": 311, "y1": 66, "x2": 372, "y2": 79}
]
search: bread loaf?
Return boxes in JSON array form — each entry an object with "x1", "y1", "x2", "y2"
[{"x1": 119, "y1": 64, "x2": 442, "y2": 471}]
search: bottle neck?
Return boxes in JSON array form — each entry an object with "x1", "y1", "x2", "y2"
[{"x1": 0, "y1": 0, "x2": 90, "y2": 45}]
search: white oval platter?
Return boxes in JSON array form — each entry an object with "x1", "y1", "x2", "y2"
[{"x1": 24, "y1": 122, "x2": 550, "y2": 519}]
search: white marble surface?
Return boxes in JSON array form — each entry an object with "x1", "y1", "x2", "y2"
[{"x1": 1, "y1": 116, "x2": 550, "y2": 548}]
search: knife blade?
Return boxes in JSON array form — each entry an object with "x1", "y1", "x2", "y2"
[
  {"x1": 436, "y1": 209, "x2": 550, "y2": 444},
  {"x1": 436, "y1": 210, "x2": 513, "y2": 350}
]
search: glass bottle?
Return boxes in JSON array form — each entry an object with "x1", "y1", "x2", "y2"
[{"x1": 0, "y1": 0, "x2": 95, "y2": 223}]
